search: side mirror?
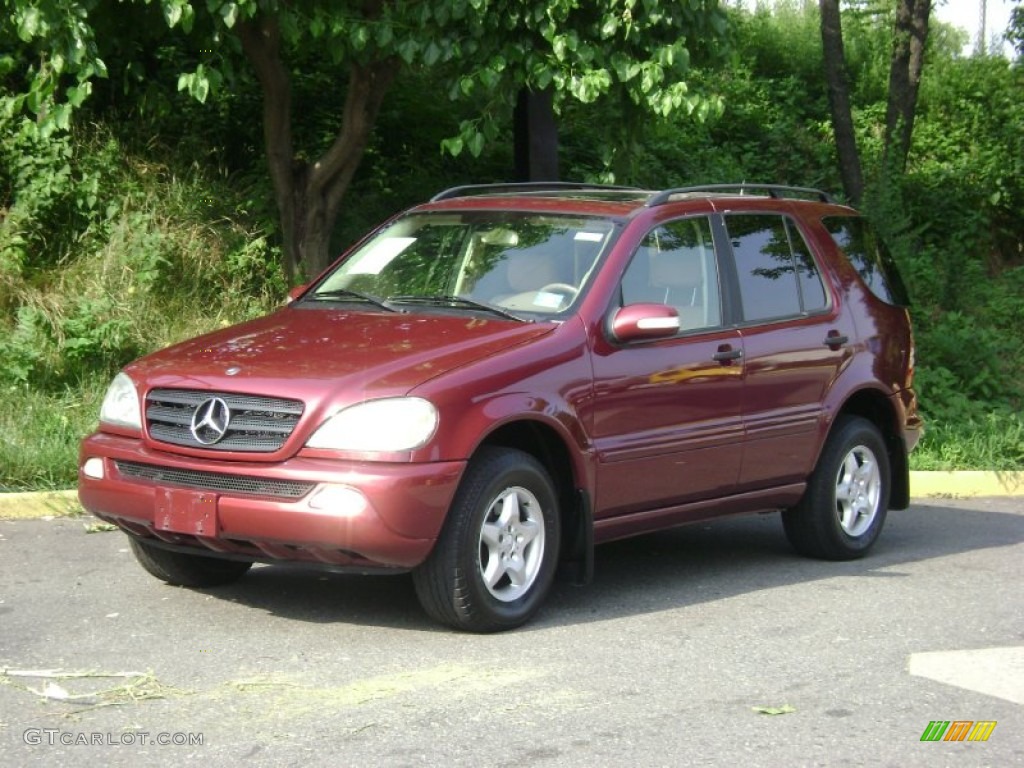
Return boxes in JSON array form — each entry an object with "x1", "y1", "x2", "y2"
[
  {"x1": 608, "y1": 303, "x2": 680, "y2": 343},
  {"x1": 286, "y1": 284, "x2": 308, "y2": 303}
]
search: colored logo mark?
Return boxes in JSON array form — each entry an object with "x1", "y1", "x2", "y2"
[{"x1": 920, "y1": 720, "x2": 997, "y2": 742}]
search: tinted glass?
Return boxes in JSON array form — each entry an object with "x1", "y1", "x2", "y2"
[
  {"x1": 727, "y1": 214, "x2": 828, "y2": 322},
  {"x1": 787, "y1": 219, "x2": 828, "y2": 312},
  {"x1": 620, "y1": 217, "x2": 721, "y2": 331},
  {"x1": 823, "y1": 216, "x2": 910, "y2": 306},
  {"x1": 727, "y1": 215, "x2": 801, "y2": 321}
]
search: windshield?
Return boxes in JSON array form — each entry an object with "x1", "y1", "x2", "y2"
[{"x1": 309, "y1": 211, "x2": 617, "y2": 318}]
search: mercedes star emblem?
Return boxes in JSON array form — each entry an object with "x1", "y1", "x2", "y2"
[{"x1": 190, "y1": 397, "x2": 231, "y2": 445}]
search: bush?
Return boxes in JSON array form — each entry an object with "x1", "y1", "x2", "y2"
[{"x1": 0, "y1": 119, "x2": 285, "y2": 490}]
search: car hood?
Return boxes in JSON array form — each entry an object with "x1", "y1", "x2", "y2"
[{"x1": 129, "y1": 307, "x2": 556, "y2": 405}]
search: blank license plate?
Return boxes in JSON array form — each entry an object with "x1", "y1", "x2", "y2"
[{"x1": 154, "y1": 488, "x2": 218, "y2": 537}]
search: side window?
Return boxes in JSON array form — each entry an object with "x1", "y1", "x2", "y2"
[
  {"x1": 789, "y1": 220, "x2": 828, "y2": 312},
  {"x1": 620, "y1": 217, "x2": 722, "y2": 331},
  {"x1": 726, "y1": 214, "x2": 828, "y2": 323},
  {"x1": 822, "y1": 216, "x2": 910, "y2": 306}
]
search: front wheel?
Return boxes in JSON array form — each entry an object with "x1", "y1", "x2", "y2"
[
  {"x1": 129, "y1": 537, "x2": 252, "y2": 587},
  {"x1": 413, "y1": 447, "x2": 560, "y2": 632},
  {"x1": 782, "y1": 416, "x2": 891, "y2": 560}
]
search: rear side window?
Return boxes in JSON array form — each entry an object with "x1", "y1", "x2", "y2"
[
  {"x1": 823, "y1": 216, "x2": 909, "y2": 306},
  {"x1": 725, "y1": 214, "x2": 829, "y2": 323}
]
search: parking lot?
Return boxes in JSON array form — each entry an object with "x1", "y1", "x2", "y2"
[{"x1": 2, "y1": 497, "x2": 1021, "y2": 767}]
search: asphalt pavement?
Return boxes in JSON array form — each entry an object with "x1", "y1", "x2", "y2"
[{"x1": 1, "y1": 498, "x2": 1022, "y2": 767}]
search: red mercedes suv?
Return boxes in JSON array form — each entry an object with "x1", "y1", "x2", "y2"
[{"x1": 78, "y1": 183, "x2": 922, "y2": 631}]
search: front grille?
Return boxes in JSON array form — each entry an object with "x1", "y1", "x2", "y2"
[
  {"x1": 115, "y1": 460, "x2": 315, "y2": 500},
  {"x1": 146, "y1": 389, "x2": 304, "y2": 452}
]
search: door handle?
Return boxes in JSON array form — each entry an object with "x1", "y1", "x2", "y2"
[
  {"x1": 712, "y1": 346, "x2": 743, "y2": 363},
  {"x1": 823, "y1": 332, "x2": 849, "y2": 349}
]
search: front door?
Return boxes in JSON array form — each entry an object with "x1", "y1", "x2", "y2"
[{"x1": 587, "y1": 216, "x2": 745, "y2": 519}]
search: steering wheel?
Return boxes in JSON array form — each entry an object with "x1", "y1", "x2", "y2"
[{"x1": 538, "y1": 283, "x2": 579, "y2": 303}]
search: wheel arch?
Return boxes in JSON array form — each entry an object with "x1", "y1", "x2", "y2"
[
  {"x1": 835, "y1": 388, "x2": 910, "y2": 510},
  {"x1": 478, "y1": 419, "x2": 594, "y2": 584}
]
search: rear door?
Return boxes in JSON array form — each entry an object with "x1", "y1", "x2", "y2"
[{"x1": 722, "y1": 212, "x2": 856, "y2": 490}]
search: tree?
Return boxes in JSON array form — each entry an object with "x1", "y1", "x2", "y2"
[
  {"x1": 1008, "y1": 2, "x2": 1024, "y2": 60},
  {"x1": 819, "y1": 0, "x2": 864, "y2": 202},
  {"x1": 883, "y1": 0, "x2": 931, "y2": 174},
  {"x1": 2, "y1": 0, "x2": 731, "y2": 282},
  {"x1": 817, "y1": 0, "x2": 931, "y2": 195}
]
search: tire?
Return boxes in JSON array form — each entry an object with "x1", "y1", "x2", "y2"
[
  {"x1": 129, "y1": 537, "x2": 252, "y2": 587},
  {"x1": 782, "y1": 416, "x2": 891, "y2": 560},
  {"x1": 413, "y1": 447, "x2": 561, "y2": 632}
]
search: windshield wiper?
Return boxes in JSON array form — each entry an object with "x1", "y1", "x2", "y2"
[
  {"x1": 308, "y1": 289, "x2": 403, "y2": 313},
  {"x1": 389, "y1": 295, "x2": 527, "y2": 322}
]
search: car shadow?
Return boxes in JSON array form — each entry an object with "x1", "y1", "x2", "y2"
[{"x1": 193, "y1": 499, "x2": 1023, "y2": 632}]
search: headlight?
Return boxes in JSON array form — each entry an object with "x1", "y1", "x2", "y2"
[
  {"x1": 99, "y1": 372, "x2": 142, "y2": 430},
  {"x1": 305, "y1": 397, "x2": 438, "y2": 452}
]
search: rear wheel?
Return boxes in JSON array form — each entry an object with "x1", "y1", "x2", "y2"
[
  {"x1": 783, "y1": 416, "x2": 890, "y2": 560},
  {"x1": 413, "y1": 447, "x2": 560, "y2": 632},
  {"x1": 129, "y1": 537, "x2": 252, "y2": 587}
]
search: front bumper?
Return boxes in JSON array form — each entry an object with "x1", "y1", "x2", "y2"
[{"x1": 78, "y1": 432, "x2": 464, "y2": 570}]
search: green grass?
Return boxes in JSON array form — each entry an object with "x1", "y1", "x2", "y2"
[
  {"x1": 909, "y1": 412, "x2": 1024, "y2": 472},
  {"x1": 0, "y1": 377, "x2": 106, "y2": 491}
]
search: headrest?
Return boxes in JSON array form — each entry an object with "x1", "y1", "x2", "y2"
[{"x1": 650, "y1": 247, "x2": 703, "y2": 288}]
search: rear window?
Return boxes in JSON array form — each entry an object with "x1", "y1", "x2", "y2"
[{"x1": 823, "y1": 216, "x2": 909, "y2": 306}]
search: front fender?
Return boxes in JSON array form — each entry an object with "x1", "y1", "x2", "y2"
[{"x1": 441, "y1": 390, "x2": 596, "y2": 496}]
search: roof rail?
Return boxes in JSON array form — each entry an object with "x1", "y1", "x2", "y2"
[
  {"x1": 430, "y1": 181, "x2": 646, "y2": 202},
  {"x1": 645, "y1": 184, "x2": 836, "y2": 207}
]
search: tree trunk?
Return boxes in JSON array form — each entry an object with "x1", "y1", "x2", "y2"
[
  {"x1": 237, "y1": 18, "x2": 397, "y2": 283},
  {"x1": 514, "y1": 87, "x2": 559, "y2": 182},
  {"x1": 237, "y1": 16, "x2": 299, "y2": 283},
  {"x1": 298, "y1": 61, "x2": 397, "y2": 279},
  {"x1": 884, "y1": 0, "x2": 931, "y2": 175},
  {"x1": 819, "y1": 0, "x2": 864, "y2": 204}
]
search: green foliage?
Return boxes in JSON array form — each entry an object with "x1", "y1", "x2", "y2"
[
  {"x1": 6, "y1": 0, "x2": 735, "y2": 283},
  {"x1": 2, "y1": 0, "x2": 1023, "y2": 487},
  {"x1": 0, "y1": 112, "x2": 286, "y2": 489},
  {"x1": 4, "y1": 1, "x2": 733, "y2": 155},
  {"x1": 0, "y1": 119, "x2": 284, "y2": 392},
  {"x1": 911, "y1": 56, "x2": 1024, "y2": 271},
  {"x1": 0, "y1": 0, "x2": 107, "y2": 136},
  {"x1": 912, "y1": 313, "x2": 1013, "y2": 424},
  {"x1": 0, "y1": 376, "x2": 108, "y2": 491},
  {"x1": 0, "y1": 307, "x2": 48, "y2": 386},
  {"x1": 872, "y1": 54, "x2": 1024, "y2": 434},
  {"x1": 1009, "y1": 4, "x2": 1024, "y2": 60},
  {"x1": 0, "y1": 113, "x2": 102, "y2": 275},
  {"x1": 910, "y1": 413, "x2": 1024, "y2": 471}
]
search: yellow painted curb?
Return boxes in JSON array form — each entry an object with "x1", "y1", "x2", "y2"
[
  {"x1": 910, "y1": 471, "x2": 1024, "y2": 498},
  {"x1": 0, "y1": 490, "x2": 82, "y2": 520}
]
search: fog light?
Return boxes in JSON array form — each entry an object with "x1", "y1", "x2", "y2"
[
  {"x1": 308, "y1": 485, "x2": 367, "y2": 517},
  {"x1": 82, "y1": 457, "x2": 105, "y2": 480}
]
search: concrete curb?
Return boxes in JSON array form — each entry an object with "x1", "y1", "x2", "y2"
[
  {"x1": 908, "y1": 470, "x2": 1024, "y2": 498},
  {"x1": 0, "y1": 490, "x2": 82, "y2": 520},
  {"x1": 1, "y1": 472, "x2": 1022, "y2": 520}
]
